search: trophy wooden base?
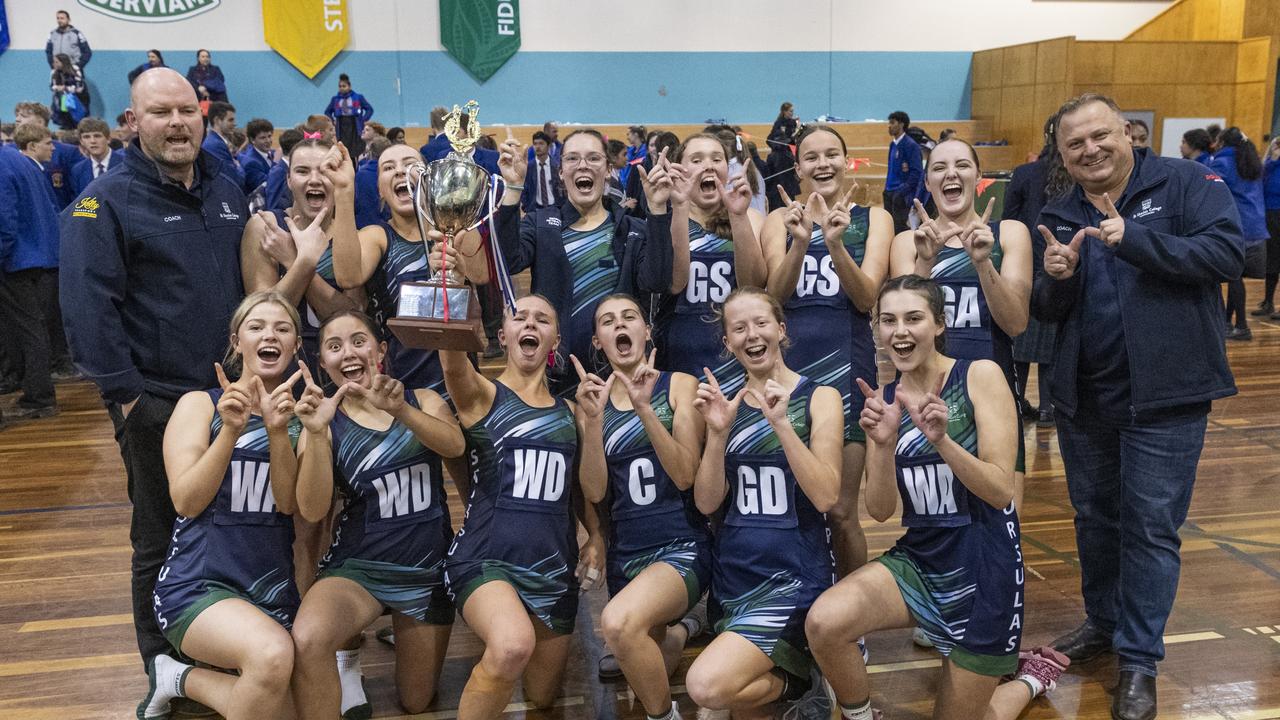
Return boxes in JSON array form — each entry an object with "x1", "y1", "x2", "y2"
[
  {"x1": 388, "y1": 282, "x2": 487, "y2": 352},
  {"x1": 388, "y1": 315, "x2": 487, "y2": 352}
]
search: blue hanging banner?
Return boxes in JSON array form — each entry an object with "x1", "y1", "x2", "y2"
[{"x1": 0, "y1": 1, "x2": 10, "y2": 56}]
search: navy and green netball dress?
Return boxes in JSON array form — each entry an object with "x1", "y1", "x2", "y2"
[
  {"x1": 270, "y1": 209, "x2": 342, "y2": 362},
  {"x1": 929, "y1": 225, "x2": 1023, "y2": 470},
  {"x1": 657, "y1": 219, "x2": 745, "y2": 395},
  {"x1": 446, "y1": 381, "x2": 581, "y2": 634},
  {"x1": 153, "y1": 390, "x2": 302, "y2": 650},
  {"x1": 316, "y1": 390, "x2": 454, "y2": 624},
  {"x1": 602, "y1": 372, "x2": 711, "y2": 611},
  {"x1": 379, "y1": 221, "x2": 444, "y2": 393},
  {"x1": 782, "y1": 210, "x2": 876, "y2": 444},
  {"x1": 713, "y1": 377, "x2": 835, "y2": 678},
  {"x1": 875, "y1": 360, "x2": 1024, "y2": 677},
  {"x1": 564, "y1": 219, "x2": 619, "y2": 382}
]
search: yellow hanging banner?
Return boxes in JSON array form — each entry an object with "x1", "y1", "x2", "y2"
[{"x1": 262, "y1": 0, "x2": 348, "y2": 79}]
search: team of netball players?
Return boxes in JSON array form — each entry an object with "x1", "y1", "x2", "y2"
[{"x1": 136, "y1": 122, "x2": 1072, "y2": 720}]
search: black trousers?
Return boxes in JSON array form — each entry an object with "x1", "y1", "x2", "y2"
[
  {"x1": 882, "y1": 190, "x2": 911, "y2": 235},
  {"x1": 108, "y1": 393, "x2": 180, "y2": 668},
  {"x1": 0, "y1": 268, "x2": 56, "y2": 407}
]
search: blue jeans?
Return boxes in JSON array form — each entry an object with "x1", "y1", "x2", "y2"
[{"x1": 1055, "y1": 409, "x2": 1208, "y2": 677}]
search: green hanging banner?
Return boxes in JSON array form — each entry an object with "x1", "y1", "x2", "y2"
[{"x1": 440, "y1": 0, "x2": 519, "y2": 82}]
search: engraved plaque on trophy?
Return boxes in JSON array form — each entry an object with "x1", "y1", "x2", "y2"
[{"x1": 387, "y1": 101, "x2": 489, "y2": 352}]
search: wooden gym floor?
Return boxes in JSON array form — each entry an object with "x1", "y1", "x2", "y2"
[{"x1": 1, "y1": 287, "x2": 1278, "y2": 719}]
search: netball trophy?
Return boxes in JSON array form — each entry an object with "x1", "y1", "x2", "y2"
[{"x1": 388, "y1": 101, "x2": 489, "y2": 352}]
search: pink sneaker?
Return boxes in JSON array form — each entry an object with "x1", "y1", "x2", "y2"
[{"x1": 1016, "y1": 646, "x2": 1071, "y2": 696}]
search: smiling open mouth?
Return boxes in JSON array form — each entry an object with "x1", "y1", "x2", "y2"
[
  {"x1": 341, "y1": 362, "x2": 365, "y2": 382},
  {"x1": 744, "y1": 344, "x2": 767, "y2": 361},
  {"x1": 941, "y1": 182, "x2": 962, "y2": 202},
  {"x1": 257, "y1": 346, "x2": 281, "y2": 363},
  {"x1": 892, "y1": 340, "x2": 916, "y2": 358},
  {"x1": 574, "y1": 176, "x2": 594, "y2": 192}
]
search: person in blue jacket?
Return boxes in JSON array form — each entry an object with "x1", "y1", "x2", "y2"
[
  {"x1": 884, "y1": 110, "x2": 924, "y2": 234},
  {"x1": 0, "y1": 125, "x2": 62, "y2": 419},
  {"x1": 186, "y1": 49, "x2": 228, "y2": 103},
  {"x1": 1180, "y1": 128, "x2": 1213, "y2": 166},
  {"x1": 70, "y1": 117, "x2": 125, "y2": 194},
  {"x1": 494, "y1": 129, "x2": 675, "y2": 397},
  {"x1": 127, "y1": 49, "x2": 166, "y2": 85},
  {"x1": 14, "y1": 101, "x2": 87, "y2": 209},
  {"x1": 324, "y1": 74, "x2": 373, "y2": 159},
  {"x1": 418, "y1": 114, "x2": 500, "y2": 175},
  {"x1": 58, "y1": 68, "x2": 249, "y2": 677},
  {"x1": 201, "y1": 101, "x2": 245, "y2": 192},
  {"x1": 238, "y1": 118, "x2": 274, "y2": 197},
  {"x1": 1209, "y1": 127, "x2": 1269, "y2": 341},
  {"x1": 1255, "y1": 137, "x2": 1280, "y2": 317},
  {"x1": 1033, "y1": 94, "x2": 1242, "y2": 720},
  {"x1": 354, "y1": 135, "x2": 390, "y2": 228},
  {"x1": 264, "y1": 128, "x2": 304, "y2": 213}
]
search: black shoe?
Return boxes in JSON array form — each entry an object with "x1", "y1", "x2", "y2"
[
  {"x1": 1036, "y1": 409, "x2": 1056, "y2": 428},
  {"x1": 7, "y1": 404, "x2": 58, "y2": 421},
  {"x1": 1051, "y1": 621, "x2": 1113, "y2": 664},
  {"x1": 1250, "y1": 301, "x2": 1275, "y2": 317},
  {"x1": 1017, "y1": 396, "x2": 1037, "y2": 422},
  {"x1": 0, "y1": 380, "x2": 18, "y2": 395},
  {"x1": 1111, "y1": 670, "x2": 1157, "y2": 720},
  {"x1": 51, "y1": 367, "x2": 82, "y2": 382},
  {"x1": 597, "y1": 653, "x2": 624, "y2": 682},
  {"x1": 1226, "y1": 327, "x2": 1252, "y2": 342}
]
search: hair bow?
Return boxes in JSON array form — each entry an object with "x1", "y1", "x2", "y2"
[{"x1": 303, "y1": 131, "x2": 323, "y2": 140}]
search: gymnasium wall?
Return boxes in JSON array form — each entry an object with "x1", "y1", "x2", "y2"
[{"x1": 0, "y1": 0, "x2": 1172, "y2": 127}]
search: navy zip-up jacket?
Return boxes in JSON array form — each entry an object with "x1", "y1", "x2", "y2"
[
  {"x1": 494, "y1": 199, "x2": 673, "y2": 328},
  {"x1": 1265, "y1": 157, "x2": 1280, "y2": 211},
  {"x1": 58, "y1": 143, "x2": 247, "y2": 405},
  {"x1": 885, "y1": 134, "x2": 923, "y2": 199},
  {"x1": 1032, "y1": 147, "x2": 1243, "y2": 417},
  {"x1": 238, "y1": 146, "x2": 272, "y2": 195}
]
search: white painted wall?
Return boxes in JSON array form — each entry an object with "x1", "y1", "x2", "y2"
[{"x1": 7, "y1": 0, "x2": 1173, "y2": 52}]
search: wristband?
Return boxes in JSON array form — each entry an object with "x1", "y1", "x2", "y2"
[{"x1": 505, "y1": 183, "x2": 525, "y2": 191}]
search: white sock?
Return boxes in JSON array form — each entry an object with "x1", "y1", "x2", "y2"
[
  {"x1": 337, "y1": 648, "x2": 369, "y2": 715},
  {"x1": 1018, "y1": 675, "x2": 1046, "y2": 699},
  {"x1": 647, "y1": 701, "x2": 679, "y2": 720},
  {"x1": 840, "y1": 698, "x2": 875, "y2": 720},
  {"x1": 139, "y1": 655, "x2": 192, "y2": 719}
]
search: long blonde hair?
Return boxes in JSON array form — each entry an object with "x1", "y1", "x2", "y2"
[{"x1": 221, "y1": 291, "x2": 301, "y2": 377}]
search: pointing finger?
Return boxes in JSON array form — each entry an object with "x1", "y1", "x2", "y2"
[
  {"x1": 1037, "y1": 224, "x2": 1060, "y2": 247},
  {"x1": 778, "y1": 185, "x2": 794, "y2": 207},
  {"x1": 980, "y1": 198, "x2": 994, "y2": 224},
  {"x1": 570, "y1": 354, "x2": 588, "y2": 381},
  {"x1": 298, "y1": 359, "x2": 317, "y2": 388},
  {"x1": 856, "y1": 377, "x2": 877, "y2": 400},
  {"x1": 703, "y1": 367, "x2": 721, "y2": 393},
  {"x1": 1102, "y1": 192, "x2": 1120, "y2": 219},
  {"x1": 913, "y1": 198, "x2": 930, "y2": 220},
  {"x1": 214, "y1": 362, "x2": 231, "y2": 390}
]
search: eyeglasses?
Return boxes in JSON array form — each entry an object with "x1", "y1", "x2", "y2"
[{"x1": 562, "y1": 153, "x2": 606, "y2": 168}]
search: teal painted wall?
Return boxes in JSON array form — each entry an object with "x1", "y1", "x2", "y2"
[{"x1": 1, "y1": 49, "x2": 972, "y2": 126}]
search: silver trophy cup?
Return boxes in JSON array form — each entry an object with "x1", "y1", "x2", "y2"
[{"x1": 397, "y1": 154, "x2": 490, "y2": 321}]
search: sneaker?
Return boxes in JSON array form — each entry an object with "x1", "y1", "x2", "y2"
[
  {"x1": 170, "y1": 698, "x2": 217, "y2": 718},
  {"x1": 137, "y1": 655, "x2": 192, "y2": 719},
  {"x1": 779, "y1": 669, "x2": 832, "y2": 720},
  {"x1": 375, "y1": 625, "x2": 395, "y2": 647},
  {"x1": 1015, "y1": 645, "x2": 1071, "y2": 697},
  {"x1": 0, "y1": 378, "x2": 18, "y2": 395},
  {"x1": 680, "y1": 596, "x2": 708, "y2": 640},
  {"x1": 857, "y1": 636, "x2": 869, "y2": 664},
  {"x1": 1017, "y1": 396, "x2": 1037, "y2": 423},
  {"x1": 1250, "y1": 301, "x2": 1275, "y2": 316},
  {"x1": 1226, "y1": 327, "x2": 1253, "y2": 342},
  {"x1": 597, "y1": 652, "x2": 624, "y2": 682},
  {"x1": 911, "y1": 626, "x2": 934, "y2": 648},
  {"x1": 1036, "y1": 409, "x2": 1055, "y2": 428}
]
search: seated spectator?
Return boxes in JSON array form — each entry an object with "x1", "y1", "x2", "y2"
[
  {"x1": 238, "y1": 118, "x2": 275, "y2": 196},
  {"x1": 71, "y1": 117, "x2": 124, "y2": 193},
  {"x1": 49, "y1": 54, "x2": 87, "y2": 130},
  {"x1": 127, "y1": 49, "x2": 166, "y2": 85},
  {"x1": 0, "y1": 124, "x2": 62, "y2": 420},
  {"x1": 186, "y1": 49, "x2": 228, "y2": 103},
  {"x1": 201, "y1": 101, "x2": 245, "y2": 191}
]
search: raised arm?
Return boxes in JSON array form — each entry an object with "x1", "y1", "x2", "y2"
[
  {"x1": 692, "y1": 369, "x2": 743, "y2": 515},
  {"x1": 764, "y1": 188, "x2": 812, "y2": 301},
  {"x1": 819, "y1": 192, "x2": 894, "y2": 312},
  {"x1": 857, "y1": 378, "x2": 902, "y2": 523},
  {"x1": 164, "y1": 381, "x2": 248, "y2": 518},
  {"x1": 965, "y1": 204, "x2": 1031, "y2": 335},
  {"x1": 293, "y1": 362, "x2": 347, "y2": 523},
  {"x1": 572, "y1": 356, "x2": 611, "y2": 504},
  {"x1": 755, "y1": 382, "x2": 841, "y2": 512}
]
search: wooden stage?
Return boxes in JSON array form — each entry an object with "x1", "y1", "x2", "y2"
[{"x1": 2, "y1": 295, "x2": 1278, "y2": 719}]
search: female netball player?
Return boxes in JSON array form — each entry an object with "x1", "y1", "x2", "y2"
[
  {"x1": 683, "y1": 287, "x2": 843, "y2": 719},
  {"x1": 762, "y1": 124, "x2": 893, "y2": 580},
  {"x1": 806, "y1": 275, "x2": 1065, "y2": 720},
  {"x1": 136, "y1": 291, "x2": 306, "y2": 720},
  {"x1": 889, "y1": 138, "x2": 1030, "y2": 513},
  {"x1": 289, "y1": 310, "x2": 465, "y2": 718},
  {"x1": 328, "y1": 142, "x2": 489, "y2": 392},
  {"x1": 495, "y1": 129, "x2": 673, "y2": 396},
  {"x1": 442, "y1": 293, "x2": 603, "y2": 719},
  {"x1": 241, "y1": 139, "x2": 365, "y2": 364},
  {"x1": 574, "y1": 294, "x2": 709, "y2": 720},
  {"x1": 658, "y1": 133, "x2": 766, "y2": 390}
]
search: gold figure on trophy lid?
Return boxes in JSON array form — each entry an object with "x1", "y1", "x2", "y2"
[{"x1": 443, "y1": 100, "x2": 481, "y2": 155}]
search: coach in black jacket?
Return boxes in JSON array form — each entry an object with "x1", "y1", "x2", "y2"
[{"x1": 58, "y1": 69, "x2": 247, "y2": 672}]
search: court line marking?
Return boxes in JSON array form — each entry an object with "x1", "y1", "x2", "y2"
[{"x1": 18, "y1": 613, "x2": 133, "y2": 633}]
